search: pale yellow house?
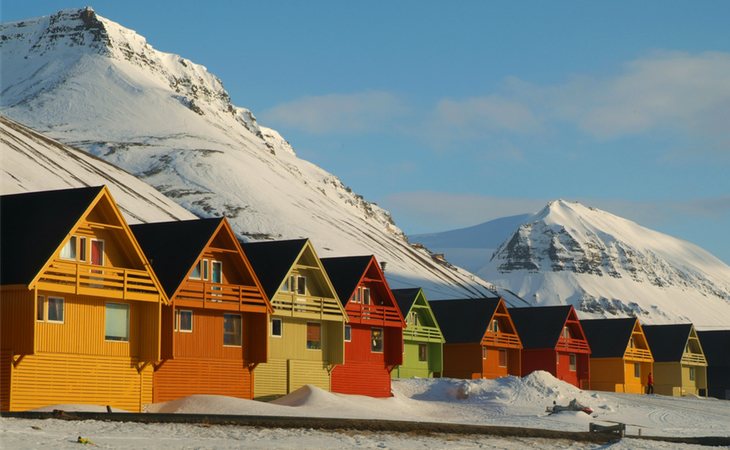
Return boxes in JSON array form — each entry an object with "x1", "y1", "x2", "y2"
[{"x1": 643, "y1": 324, "x2": 707, "y2": 397}]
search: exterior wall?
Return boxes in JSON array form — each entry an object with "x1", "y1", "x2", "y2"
[
  {"x1": 7, "y1": 352, "x2": 152, "y2": 412},
  {"x1": 0, "y1": 288, "x2": 34, "y2": 355},
  {"x1": 153, "y1": 358, "x2": 252, "y2": 402},
  {"x1": 482, "y1": 346, "x2": 520, "y2": 378},
  {"x1": 442, "y1": 343, "x2": 482, "y2": 379},
  {"x1": 520, "y1": 349, "x2": 557, "y2": 378},
  {"x1": 589, "y1": 358, "x2": 625, "y2": 392},
  {"x1": 331, "y1": 323, "x2": 391, "y2": 397},
  {"x1": 681, "y1": 364, "x2": 707, "y2": 396},
  {"x1": 707, "y1": 366, "x2": 730, "y2": 399},
  {"x1": 393, "y1": 341, "x2": 440, "y2": 378},
  {"x1": 254, "y1": 358, "x2": 332, "y2": 400},
  {"x1": 653, "y1": 362, "x2": 682, "y2": 396},
  {"x1": 623, "y1": 359, "x2": 652, "y2": 394}
]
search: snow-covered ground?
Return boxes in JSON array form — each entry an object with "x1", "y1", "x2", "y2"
[{"x1": 2, "y1": 372, "x2": 728, "y2": 448}]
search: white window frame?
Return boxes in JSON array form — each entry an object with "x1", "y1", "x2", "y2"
[
  {"x1": 306, "y1": 322, "x2": 322, "y2": 350},
  {"x1": 47, "y1": 296, "x2": 64, "y2": 323},
  {"x1": 492, "y1": 319, "x2": 499, "y2": 333},
  {"x1": 344, "y1": 324, "x2": 352, "y2": 342},
  {"x1": 178, "y1": 309, "x2": 193, "y2": 333},
  {"x1": 223, "y1": 313, "x2": 242, "y2": 347},
  {"x1": 60, "y1": 236, "x2": 77, "y2": 260},
  {"x1": 371, "y1": 327, "x2": 384, "y2": 353},
  {"x1": 104, "y1": 302, "x2": 130, "y2": 342},
  {"x1": 89, "y1": 238, "x2": 105, "y2": 265},
  {"x1": 78, "y1": 236, "x2": 88, "y2": 262},
  {"x1": 296, "y1": 275, "x2": 306, "y2": 295},
  {"x1": 271, "y1": 318, "x2": 283, "y2": 338},
  {"x1": 361, "y1": 286, "x2": 371, "y2": 305}
]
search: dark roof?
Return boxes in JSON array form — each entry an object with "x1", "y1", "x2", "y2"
[
  {"x1": 131, "y1": 218, "x2": 222, "y2": 298},
  {"x1": 697, "y1": 330, "x2": 730, "y2": 365},
  {"x1": 642, "y1": 324, "x2": 693, "y2": 362},
  {"x1": 429, "y1": 298, "x2": 501, "y2": 344},
  {"x1": 1, "y1": 186, "x2": 103, "y2": 285},
  {"x1": 509, "y1": 305, "x2": 573, "y2": 349},
  {"x1": 241, "y1": 239, "x2": 308, "y2": 299},
  {"x1": 580, "y1": 318, "x2": 637, "y2": 358},
  {"x1": 392, "y1": 288, "x2": 421, "y2": 316},
  {"x1": 320, "y1": 256, "x2": 373, "y2": 306}
]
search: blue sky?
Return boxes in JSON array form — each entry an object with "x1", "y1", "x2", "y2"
[{"x1": 3, "y1": 1, "x2": 730, "y2": 263}]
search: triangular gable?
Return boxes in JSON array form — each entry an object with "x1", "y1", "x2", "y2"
[
  {"x1": 563, "y1": 307, "x2": 589, "y2": 345},
  {"x1": 410, "y1": 289, "x2": 444, "y2": 342},
  {"x1": 643, "y1": 324, "x2": 693, "y2": 362},
  {"x1": 581, "y1": 318, "x2": 637, "y2": 358},
  {"x1": 481, "y1": 299, "x2": 522, "y2": 348},
  {"x1": 623, "y1": 320, "x2": 653, "y2": 359},
  {"x1": 22, "y1": 186, "x2": 168, "y2": 303},
  {"x1": 683, "y1": 325, "x2": 707, "y2": 365}
]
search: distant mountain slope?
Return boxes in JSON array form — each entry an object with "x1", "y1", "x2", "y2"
[
  {"x1": 0, "y1": 8, "x2": 496, "y2": 299},
  {"x1": 0, "y1": 115, "x2": 195, "y2": 224},
  {"x1": 481, "y1": 200, "x2": 730, "y2": 328}
]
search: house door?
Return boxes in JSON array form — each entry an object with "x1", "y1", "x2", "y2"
[{"x1": 90, "y1": 240, "x2": 104, "y2": 287}]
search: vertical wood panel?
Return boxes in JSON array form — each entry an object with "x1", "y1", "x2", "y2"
[{"x1": 0, "y1": 288, "x2": 34, "y2": 355}]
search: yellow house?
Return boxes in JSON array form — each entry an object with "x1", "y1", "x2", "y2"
[
  {"x1": 642, "y1": 324, "x2": 707, "y2": 397},
  {"x1": 581, "y1": 318, "x2": 654, "y2": 394},
  {"x1": 242, "y1": 239, "x2": 346, "y2": 400},
  {"x1": 0, "y1": 186, "x2": 167, "y2": 412}
]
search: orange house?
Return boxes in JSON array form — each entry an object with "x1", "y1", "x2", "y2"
[
  {"x1": 430, "y1": 298, "x2": 522, "y2": 379},
  {"x1": 581, "y1": 318, "x2": 654, "y2": 394},
  {"x1": 0, "y1": 186, "x2": 167, "y2": 412},
  {"x1": 131, "y1": 218, "x2": 271, "y2": 402}
]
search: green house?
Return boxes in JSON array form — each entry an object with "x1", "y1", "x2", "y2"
[{"x1": 391, "y1": 288, "x2": 444, "y2": 378}]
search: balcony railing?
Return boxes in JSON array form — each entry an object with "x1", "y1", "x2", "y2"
[
  {"x1": 37, "y1": 260, "x2": 159, "y2": 302},
  {"x1": 482, "y1": 331, "x2": 521, "y2": 349},
  {"x1": 403, "y1": 325, "x2": 444, "y2": 342},
  {"x1": 681, "y1": 352, "x2": 707, "y2": 365},
  {"x1": 176, "y1": 280, "x2": 268, "y2": 312},
  {"x1": 625, "y1": 347, "x2": 653, "y2": 361},
  {"x1": 556, "y1": 337, "x2": 591, "y2": 353},
  {"x1": 272, "y1": 293, "x2": 344, "y2": 320},
  {"x1": 347, "y1": 303, "x2": 403, "y2": 327}
]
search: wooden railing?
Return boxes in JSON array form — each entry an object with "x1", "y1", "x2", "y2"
[
  {"x1": 272, "y1": 293, "x2": 344, "y2": 320},
  {"x1": 38, "y1": 260, "x2": 159, "y2": 302},
  {"x1": 681, "y1": 352, "x2": 707, "y2": 365},
  {"x1": 347, "y1": 303, "x2": 403, "y2": 327},
  {"x1": 482, "y1": 331, "x2": 522, "y2": 348},
  {"x1": 403, "y1": 325, "x2": 443, "y2": 342},
  {"x1": 556, "y1": 337, "x2": 591, "y2": 353},
  {"x1": 625, "y1": 347, "x2": 653, "y2": 361},
  {"x1": 176, "y1": 280, "x2": 268, "y2": 312}
]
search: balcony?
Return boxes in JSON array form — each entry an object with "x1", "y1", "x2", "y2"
[
  {"x1": 403, "y1": 325, "x2": 444, "y2": 343},
  {"x1": 37, "y1": 260, "x2": 160, "y2": 302},
  {"x1": 176, "y1": 280, "x2": 269, "y2": 313},
  {"x1": 272, "y1": 293, "x2": 344, "y2": 321},
  {"x1": 346, "y1": 303, "x2": 402, "y2": 327},
  {"x1": 482, "y1": 331, "x2": 521, "y2": 349},
  {"x1": 556, "y1": 337, "x2": 591, "y2": 353},
  {"x1": 681, "y1": 352, "x2": 707, "y2": 365},
  {"x1": 625, "y1": 347, "x2": 653, "y2": 361}
]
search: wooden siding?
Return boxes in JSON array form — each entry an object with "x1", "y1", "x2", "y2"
[
  {"x1": 267, "y1": 318, "x2": 342, "y2": 365},
  {"x1": 589, "y1": 357, "x2": 652, "y2": 393},
  {"x1": 392, "y1": 341, "x2": 442, "y2": 378},
  {"x1": 520, "y1": 350, "x2": 590, "y2": 389},
  {"x1": 653, "y1": 362, "x2": 708, "y2": 397},
  {"x1": 271, "y1": 292, "x2": 344, "y2": 322},
  {"x1": 331, "y1": 359, "x2": 391, "y2": 397},
  {"x1": 288, "y1": 359, "x2": 331, "y2": 393},
  {"x1": 176, "y1": 280, "x2": 268, "y2": 313},
  {"x1": 0, "y1": 349, "x2": 11, "y2": 411},
  {"x1": 7, "y1": 352, "x2": 152, "y2": 412},
  {"x1": 172, "y1": 308, "x2": 248, "y2": 360},
  {"x1": 153, "y1": 358, "x2": 252, "y2": 402},
  {"x1": 0, "y1": 288, "x2": 34, "y2": 355},
  {"x1": 254, "y1": 358, "x2": 288, "y2": 400},
  {"x1": 442, "y1": 343, "x2": 483, "y2": 379}
]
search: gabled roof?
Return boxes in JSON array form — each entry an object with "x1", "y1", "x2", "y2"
[
  {"x1": 642, "y1": 324, "x2": 693, "y2": 362},
  {"x1": 429, "y1": 298, "x2": 501, "y2": 344},
  {"x1": 241, "y1": 239, "x2": 309, "y2": 299},
  {"x1": 131, "y1": 218, "x2": 227, "y2": 299},
  {"x1": 509, "y1": 305, "x2": 574, "y2": 349},
  {"x1": 1, "y1": 186, "x2": 104, "y2": 285},
  {"x1": 320, "y1": 255, "x2": 373, "y2": 306},
  {"x1": 580, "y1": 318, "x2": 637, "y2": 358},
  {"x1": 697, "y1": 330, "x2": 730, "y2": 365},
  {"x1": 391, "y1": 287, "x2": 422, "y2": 316}
]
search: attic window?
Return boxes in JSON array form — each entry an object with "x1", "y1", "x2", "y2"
[
  {"x1": 491, "y1": 319, "x2": 499, "y2": 333},
  {"x1": 562, "y1": 326, "x2": 571, "y2": 339},
  {"x1": 190, "y1": 259, "x2": 209, "y2": 280},
  {"x1": 60, "y1": 236, "x2": 77, "y2": 260},
  {"x1": 352, "y1": 286, "x2": 371, "y2": 304},
  {"x1": 297, "y1": 276, "x2": 306, "y2": 295},
  {"x1": 409, "y1": 311, "x2": 419, "y2": 327}
]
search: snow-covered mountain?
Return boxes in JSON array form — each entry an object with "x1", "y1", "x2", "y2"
[
  {"x1": 481, "y1": 200, "x2": 730, "y2": 328},
  {"x1": 0, "y1": 115, "x2": 195, "y2": 224},
  {"x1": 0, "y1": 8, "x2": 495, "y2": 299}
]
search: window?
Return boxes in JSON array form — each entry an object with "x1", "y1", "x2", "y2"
[
  {"x1": 60, "y1": 236, "x2": 77, "y2": 260},
  {"x1": 562, "y1": 326, "x2": 571, "y2": 339},
  {"x1": 47, "y1": 297, "x2": 64, "y2": 323},
  {"x1": 371, "y1": 327, "x2": 383, "y2": 352},
  {"x1": 418, "y1": 343, "x2": 428, "y2": 362},
  {"x1": 281, "y1": 275, "x2": 293, "y2": 292},
  {"x1": 499, "y1": 349, "x2": 507, "y2": 367},
  {"x1": 105, "y1": 303, "x2": 129, "y2": 341},
  {"x1": 211, "y1": 261, "x2": 222, "y2": 283},
  {"x1": 36, "y1": 295, "x2": 45, "y2": 321},
  {"x1": 634, "y1": 362, "x2": 641, "y2": 378},
  {"x1": 306, "y1": 322, "x2": 321, "y2": 350},
  {"x1": 409, "y1": 311, "x2": 419, "y2": 327},
  {"x1": 629, "y1": 337, "x2": 635, "y2": 348},
  {"x1": 482, "y1": 347, "x2": 488, "y2": 359},
  {"x1": 689, "y1": 366, "x2": 696, "y2": 381},
  {"x1": 361, "y1": 287, "x2": 370, "y2": 304},
  {"x1": 491, "y1": 319, "x2": 499, "y2": 333},
  {"x1": 296, "y1": 275, "x2": 306, "y2": 295},
  {"x1": 190, "y1": 259, "x2": 209, "y2": 280},
  {"x1": 344, "y1": 325, "x2": 351, "y2": 342},
  {"x1": 79, "y1": 237, "x2": 88, "y2": 262},
  {"x1": 569, "y1": 354, "x2": 577, "y2": 372},
  {"x1": 177, "y1": 310, "x2": 193, "y2": 333},
  {"x1": 224, "y1": 314, "x2": 242, "y2": 346},
  {"x1": 271, "y1": 318, "x2": 283, "y2": 337},
  {"x1": 90, "y1": 239, "x2": 104, "y2": 266}
]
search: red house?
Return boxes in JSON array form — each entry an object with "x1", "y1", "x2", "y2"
[
  {"x1": 509, "y1": 305, "x2": 591, "y2": 389},
  {"x1": 320, "y1": 256, "x2": 405, "y2": 397}
]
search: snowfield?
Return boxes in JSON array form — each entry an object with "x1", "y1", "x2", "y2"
[{"x1": 2, "y1": 372, "x2": 728, "y2": 449}]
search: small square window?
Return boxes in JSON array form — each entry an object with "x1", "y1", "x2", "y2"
[
  {"x1": 224, "y1": 314, "x2": 242, "y2": 346},
  {"x1": 344, "y1": 325, "x2": 351, "y2": 342},
  {"x1": 371, "y1": 327, "x2": 383, "y2": 352},
  {"x1": 178, "y1": 310, "x2": 193, "y2": 333},
  {"x1": 36, "y1": 295, "x2": 45, "y2": 321},
  {"x1": 47, "y1": 297, "x2": 64, "y2": 323},
  {"x1": 306, "y1": 322, "x2": 321, "y2": 350},
  {"x1": 271, "y1": 318, "x2": 283, "y2": 337},
  {"x1": 418, "y1": 343, "x2": 428, "y2": 362},
  {"x1": 105, "y1": 302, "x2": 130, "y2": 341}
]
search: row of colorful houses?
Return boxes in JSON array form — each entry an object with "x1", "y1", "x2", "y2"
[{"x1": 1, "y1": 186, "x2": 728, "y2": 412}]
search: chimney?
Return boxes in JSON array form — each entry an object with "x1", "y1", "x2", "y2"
[{"x1": 380, "y1": 261, "x2": 387, "y2": 272}]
